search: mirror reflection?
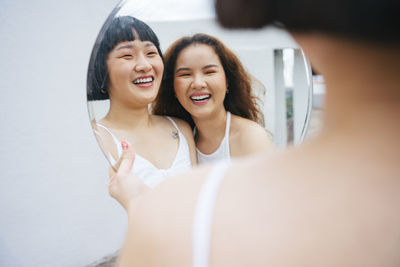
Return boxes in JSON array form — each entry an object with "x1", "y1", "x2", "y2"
[{"x1": 87, "y1": 0, "x2": 313, "y2": 185}]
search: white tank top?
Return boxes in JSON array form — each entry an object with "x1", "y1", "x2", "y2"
[
  {"x1": 192, "y1": 160, "x2": 231, "y2": 267},
  {"x1": 196, "y1": 112, "x2": 231, "y2": 164},
  {"x1": 95, "y1": 117, "x2": 192, "y2": 187}
]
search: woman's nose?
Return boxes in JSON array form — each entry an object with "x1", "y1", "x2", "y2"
[
  {"x1": 191, "y1": 75, "x2": 206, "y2": 90},
  {"x1": 134, "y1": 54, "x2": 152, "y2": 72}
]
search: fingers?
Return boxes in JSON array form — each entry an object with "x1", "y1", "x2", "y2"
[
  {"x1": 117, "y1": 141, "x2": 135, "y2": 174},
  {"x1": 106, "y1": 141, "x2": 148, "y2": 211},
  {"x1": 109, "y1": 141, "x2": 135, "y2": 180}
]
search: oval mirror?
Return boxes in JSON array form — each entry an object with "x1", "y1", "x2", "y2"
[{"x1": 86, "y1": 0, "x2": 313, "y2": 172}]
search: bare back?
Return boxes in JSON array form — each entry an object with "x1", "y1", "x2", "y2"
[
  {"x1": 211, "y1": 142, "x2": 400, "y2": 266},
  {"x1": 119, "y1": 135, "x2": 400, "y2": 266}
]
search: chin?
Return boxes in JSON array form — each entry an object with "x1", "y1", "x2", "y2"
[
  {"x1": 190, "y1": 109, "x2": 215, "y2": 120},
  {"x1": 135, "y1": 94, "x2": 157, "y2": 106},
  {"x1": 143, "y1": 89, "x2": 159, "y2": 100}
]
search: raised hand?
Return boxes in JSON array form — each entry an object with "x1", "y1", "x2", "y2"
[{"x1": 108, "y1": 141, "x2": 150, "y2": 211}]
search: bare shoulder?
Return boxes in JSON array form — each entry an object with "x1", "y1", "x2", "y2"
[
  {"x1": 167, "y1": 116, "x2": 197, "y2": 166},
  {"x1": 173, "y1": 118, "x2": 193, "y2": 136},
  {"x1": 93, "y1": 119, "x2": 120, "y2": 162},
  {"x1": 118, "y1": 164, "x2": 213, "y2": 267},
  {"x1": 151, "y1": 115, "x2": 194, "y2": 139},
  {"x1": 231, "y1": 115, "x2": 272, "y2": 143},
  {"x1": 167, "y1": 116, "x2": 192, "y2": 136},
  {"x1": 230, "y1": 115, "x2": 274, "y2": 156}
]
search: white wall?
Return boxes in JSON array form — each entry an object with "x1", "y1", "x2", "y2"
[{"x1": 0, "y1": 1, "x2": 124, "y2": 266}]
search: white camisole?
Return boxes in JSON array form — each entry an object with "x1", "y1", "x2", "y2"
[
  {"x1": 196, "y1": 112, "x2": 231, "y2": 164},
  {"x1": 192, "y1": 160, "x2": 231, "y2": 267},
  {"x1": 95, "y1": 117, "x2": 192, "y2": 187}
]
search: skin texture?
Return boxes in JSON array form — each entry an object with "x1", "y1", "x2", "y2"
[
  {"x1": 98, "y1": 39, "x2": 197, "y2": 170},
  {"x1": 173, "y1": 44, "x2": 272, "y2": 158},
  {"x1": 112, "y1": 33, "x2": 400, "y2": 266}
]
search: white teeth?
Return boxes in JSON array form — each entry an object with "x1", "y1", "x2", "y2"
[
  {"x1": 190, "y1": 94, "x2": 210, "y2": 101},
  {"x1": 133, "y1": 77, "x2": 153, "y2": 84}
]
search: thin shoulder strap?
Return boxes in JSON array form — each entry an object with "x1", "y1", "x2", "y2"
[
  {"x1": 225, "y1": 112, "x2": 231, "y2": 137},
  {"x1": 96, "y1": 124, "x2": 123, "y2": 159},
  {"x1": 166, "y1": 116, "x2": 179, "y2": 131},
  {"x1": 192, "y1": 160, "x2": 231, "y2": 267}
]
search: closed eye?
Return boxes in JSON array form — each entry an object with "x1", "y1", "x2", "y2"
[{"x1": 147, "y1": 51, "x2": 158, "y2": 56}]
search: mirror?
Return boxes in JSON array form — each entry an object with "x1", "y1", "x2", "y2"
[{"x1": 86, "y1": 0, "x2": 313, "y2": 173}]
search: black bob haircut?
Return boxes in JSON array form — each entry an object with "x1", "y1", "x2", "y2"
[
  {"x1": 87, "y1": 14, "x2": 163, "y2": 101},
  {"x1": 215, "y1": 0, "x2": 400, "y2": 44}
]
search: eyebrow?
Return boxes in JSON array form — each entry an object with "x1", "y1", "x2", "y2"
[
  {"x1": 175, "y1": 67, "x2": 190, "y2": 73},
  {"x1": 116, "y1": 42, "x2": 156, "y2": 51},
  {"x1": 116, "y1": 44, "x2": 133, "y2": 51},
  {"x1": 203, "y1": 64, "x2": 219, "y2": 69},
  {"x1": 175, "y1": 64, "x2": 219, "y2": 74}
]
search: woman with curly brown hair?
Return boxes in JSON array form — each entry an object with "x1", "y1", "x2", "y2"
[{"x1": 152, "y1": 33, "x2": 273, "y2": 164}]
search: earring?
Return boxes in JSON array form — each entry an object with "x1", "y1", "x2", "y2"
[{"x1": 100, "y1": 75, "x2": 108, "y2": 94}]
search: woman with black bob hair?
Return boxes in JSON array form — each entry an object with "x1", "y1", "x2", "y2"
[
  {"x1": 87, "y1": 15, "x2": 196, "y2": 188},
  {"x1": 152, "y1": 33, "x2": 272, "y2": 164},
  {"x1": 108, "y1": 0, "x2": 400, "y2": 266},
  {"x1": 87, "y1": 15, "x2": 164, "y2": 101}
]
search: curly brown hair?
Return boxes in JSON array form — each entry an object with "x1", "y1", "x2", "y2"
[{"x1": 152, "y1": 33, "x2": 264, "y2": 128}]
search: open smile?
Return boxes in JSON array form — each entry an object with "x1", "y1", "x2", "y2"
[
  {"x1": 133, "y1": 76, "x2": 154, "y2": 87},
  {"x1": 190, "y1": 93, "x2": 211, "y2": 105}
]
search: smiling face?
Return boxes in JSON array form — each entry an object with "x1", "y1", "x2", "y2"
[
  {"x1": 174, "y1": 44, "x2": 228, "y2": 120},
  {"x1": 106, "y1": 39, "x2": 164, "y2": 107}
]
